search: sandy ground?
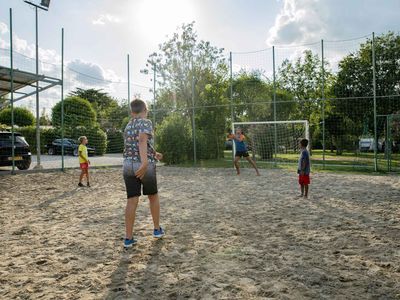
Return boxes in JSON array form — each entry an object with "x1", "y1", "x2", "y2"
[{"x1": 0, "y1": 167, "x2": 399, "y2": 299}]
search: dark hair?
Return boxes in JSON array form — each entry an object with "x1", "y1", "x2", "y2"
[
  {"x1": 300, "y1": 138, "x2": 309, "y2": 148},
  {"x1": 130, "y1": 99, "x2": 147, "y2": 114}
]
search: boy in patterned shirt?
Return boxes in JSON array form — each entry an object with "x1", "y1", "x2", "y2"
[{"x1": 123, "y1": 99, "x2": 164, "y2": 248}]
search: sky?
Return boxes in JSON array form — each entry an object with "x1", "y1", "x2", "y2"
[{"x1": 0, "y1": 0, "x2": 399, "y2": 111}]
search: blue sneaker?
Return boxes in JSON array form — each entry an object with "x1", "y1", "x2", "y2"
[
  {"x1": 123, "y1": 238, "x2": 137, "y2": 248},
  {"x1": 153, "y1": 227, "x2": 165, "y2": 238}
]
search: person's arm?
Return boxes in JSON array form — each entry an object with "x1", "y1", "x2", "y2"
[
  {"x1": 155, "y1": 152, "x2": 163, "y2": 160},
  {"x1": 135, "y1": 132, "x2": 149, "y2": 179},
  {"x1": 135, "y1": 119, "x2": 153, "y2": 179}
]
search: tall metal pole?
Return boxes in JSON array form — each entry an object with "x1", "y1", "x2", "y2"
[
  {"x1": 229, "y1": 52, "x2": 235, "y2": 165},
  {"x1": 191, "y1": 58, "x2": 197, "y2": 165},
  {"x1": 34, "y1": 6, "x2": 42, "y2": 169},
  {"x1": 127, "y1": 54, "x2": 131, "y2": 115},
  {"x1": 10, "y1": 8, "x2": 15, "y2": 175},
  {"x1": 229, "y1": 52, "x2": 234, "y2": 123},
  {"x1": 372, "y1": 32, "x2": 378, "y2": 172},
  {"x1": 321, "y1": 39, "x2": 326, "y2": 168},
  {"x1": 152, "y1": 63, "x2": 156, "y2": 145},
  {"x1": 272, "y1": 46, "x2": 278, "y2": 163},
  {"x1": 61, "y1": 28, "x2": 65, "y2": 171}
]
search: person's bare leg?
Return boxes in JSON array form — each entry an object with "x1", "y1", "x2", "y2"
[
  {"x1": 234, "y1": 157, "x2": 241, "y2": 175},
  {"x1": 148, "y1": 194, "x2": 160, "y2": 229},
  {"x1": 86, "y1": 169, "x2": 90, "y2": 185},
  {"x1": 246, "y1": 157, "x2": 260, "y2": 176},
  {"x1": 125, "y1": 197, "x2": 139, "y2": 239},
  {"x1": 79, "y1": 170, "x2": 85, "y2": 183},
  {"x1": 300, "y1": 184, "x2": 304, "y2": 196},
  {"x1": 304, "y1": 185, "x2": 309, "y2": 198}
]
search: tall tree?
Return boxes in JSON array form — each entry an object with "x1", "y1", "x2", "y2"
[
  {"x1": 146, "y1": 22, "x2": 230, "y2": 159},
  {"x1": 332, "y1": 32, "x2": 400, "y2": 136}
]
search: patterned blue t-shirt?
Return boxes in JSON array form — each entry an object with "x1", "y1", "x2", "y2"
[
  {"x1": 123, "y1": 118, "x2": 156, "y2": 163},
  {"x1": 298, "y1": 149, "x2": 310, "y2": 175}
]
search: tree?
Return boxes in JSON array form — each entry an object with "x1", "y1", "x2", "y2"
[
  {"x1": 0, "y1": 107, "x2": 35, "y2": 127},
  {"x1": 52, "y1": 96, "x2": 96, "y2": 128},
  {"x1": 332, "y1": 32, "x2": 400, "y2": 137},
  {"x1": 69, "y1": 88, "x2": 130, "y2": 131},
  {"x1": 146, "y1": 22, "x2": 227, "y2": 114},
  {"x1": 146, "y1": 22, "x2": 230, "y2": 160},
  {"x1": 232, "y1": 72, "x2": 272, "y2": 122},
  {"x1": 39, "y1": 108, "x2": 51, "y2": 126},
  {"x1": 278, "y1": 50, "x2": 334, "y2": 121}
]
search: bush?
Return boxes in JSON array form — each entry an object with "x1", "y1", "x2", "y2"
[
  {"x1": 17, "y1": 126, "x2": 61, "y2": 154},
  {"x1": 0, "y1": 107, "x2": 35, "y2": 127},
  {"x1": 156, "y1": 113, "x2": 192, "y2": 165},
  {"x1": 52, "y1": 96, "x2": 96, "y2": 128},
  {"x1": 0, "y1": 123, "x2": 10, "y2": 131},
  {"x1": 106, "y1": 130, "x2": 124, "y2": 153},
  {"x1": 68, "y1": 125, "x2": 107, "y2": 155},
  {"x1": 121, "y1": 116, "x2": 130, "y2": 131},
  {"x1": 195, "y1": 129, "x2": 225, "y2": 160}
]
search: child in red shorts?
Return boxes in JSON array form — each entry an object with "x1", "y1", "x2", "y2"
[
  {"x1": 298, "y1": 138, "x2": 310, "y2": 198},
  {"x1": 78, "y1": 136, "x2": 90, "y2": 187}
]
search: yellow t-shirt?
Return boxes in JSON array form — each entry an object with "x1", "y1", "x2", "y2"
[{"x1": 78, "y1": 144, "x2": 88, "y2": 164}]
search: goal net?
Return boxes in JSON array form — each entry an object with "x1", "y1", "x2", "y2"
[{"x1": 231, "y1": 120, "x2": 310, "y2": 164}]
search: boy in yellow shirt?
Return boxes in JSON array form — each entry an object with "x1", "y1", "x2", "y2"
[{"x1": 78, "y1": 136, "x2": 90, "y2": 187}]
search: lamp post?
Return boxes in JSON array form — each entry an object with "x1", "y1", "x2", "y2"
[
  {"x1": 24, "y1": 0, "x2": 50, "y2": 169},
  {"x1": 140, "y1": 64, "x2": 157, "y2": 127}
]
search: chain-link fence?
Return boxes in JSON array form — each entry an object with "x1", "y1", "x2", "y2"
[{"x1": 1, "y1": 31, "x2": 399, "y2": 174}]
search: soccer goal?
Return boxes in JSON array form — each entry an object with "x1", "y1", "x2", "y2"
[{"x1": 231, "y1": 120, "x2": 310, "y2": 164}]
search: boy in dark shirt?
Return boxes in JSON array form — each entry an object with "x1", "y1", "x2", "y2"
[{"x1": 298, "y1": 139, "x2": 311, "y2": 198}]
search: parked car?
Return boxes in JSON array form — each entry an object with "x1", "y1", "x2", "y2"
[
  {"x1": 45, "y1": 138, "x2": 95, "y2": 156},
  {"x1": 382, "y1": 139, "x2": 400, "y2": 153},
  {"x1": 359, "y1": 138, "x2": 383, "y2": 152},
  {"x1": 0, "y1": 131, "x2": 32, "y2": 170}
]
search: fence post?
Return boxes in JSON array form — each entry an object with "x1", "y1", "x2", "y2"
[
  {"x1": 9, "y1": 8, "x2": 15, "y2": 175},
  {"x1": 34, "y1": 6, "x2": 42, "y2": 169},
  {"x1": 153, "y1": 63, "x2": 156, "y2": 137},
  {"x1": 229, "y1": 52, "x2": 235, "y2": 165},
  {"x1": 372, "y1": 32, "x2": 378, "y2": 172},
  {"x1": 386, "y1": 115, "x2": 390, "y2": 172},
  {"x1": 191, "y1": 57, "x2": 197, "y2": 166},
  {"x1": 127, "y1": 54, "x2": 131, "y2": 115},
  {"x1": 321, "y1": 39, "x2": 326, "y2": 169},
  {"x1": 272, "y1": 46, "x2": 278, "y2": 164},
  {"x1": 61, "y1": 28, "x2": 65, "y2": 171}
]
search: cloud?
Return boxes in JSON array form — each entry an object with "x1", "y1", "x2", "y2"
[
  {"x1": 0, "y1": 22, "x2": 8, "y2": 35},
  {"x1": 267, "y1": 0, "x2": 330, "y2": 46},
  {"x1": 266, "y1": 0, "x2": 400, "y2": 47},
  {"x1": 92, "y1": 14, "x2": 121, "y2": 26}
]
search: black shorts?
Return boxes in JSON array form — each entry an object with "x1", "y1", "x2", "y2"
[
  {"x1": 123, "y1": 160, "x2": 158, "y2": 198},
  {"x1": 235, "y1": 151, "x2": 249, "y2": 158}
]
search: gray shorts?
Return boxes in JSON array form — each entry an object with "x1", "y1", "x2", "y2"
[{"x1": 123, "y1": 160, "x2": 158, "y2": 198}]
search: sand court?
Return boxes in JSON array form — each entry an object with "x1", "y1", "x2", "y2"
[{"x1": 1, "y1": 167, "x2": 399, "y2": 299}]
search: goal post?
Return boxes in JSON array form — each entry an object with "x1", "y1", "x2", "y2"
[{"x1": 231, "y1": 120, "x2": 310, "y2": 164}]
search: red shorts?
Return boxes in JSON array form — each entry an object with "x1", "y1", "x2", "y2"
[
  {"x1": 80, "y1": 163, "x2": 89, "y2": 170},
  {"x1": 299, "y1": 174, "x2": 310, "y2": 185}
]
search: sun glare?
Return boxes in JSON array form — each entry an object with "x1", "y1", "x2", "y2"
[{"x1": 134, "y1": 0, "x2": 197, "y2": 41}]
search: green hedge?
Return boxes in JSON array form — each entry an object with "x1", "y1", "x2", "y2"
[
  {"x1": 106, "y1": 130, "x2": 124, "y2": 153},
  {"x1": 17, "y1": 126, "x2": 61, "y2": 154},
  {"x1": 52, "y1": 96, "x2": 96, "y2": 128},
  {"x1": 156, "y1": 113, "x2": 192, "y2": 165},
  {"x1": 0, "y1": 107, "x2": 35, "y2": 127},
  {"x1": 66, "y1": 126, "x2": 107, "y2": 156}
]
